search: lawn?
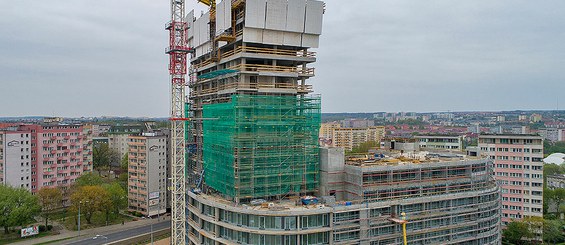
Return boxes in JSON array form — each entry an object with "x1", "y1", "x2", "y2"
[
  {"x1": 0, "y1": 230, "x2": 55, "y2": 245},
  {"x1": 60, "y1": 210, "x2": 135, "y2": 231}
]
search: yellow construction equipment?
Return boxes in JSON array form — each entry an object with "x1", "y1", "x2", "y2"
[{"x1": 388, "y1": 212, "x2": 408, "y2": 245}]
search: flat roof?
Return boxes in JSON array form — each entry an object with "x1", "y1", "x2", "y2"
[
  {"x1": 478, "y1": 133, "x2": 542, "y2": 139},
  {"x1": 346, "y1": 151, "x2": 483, "y2": 167}
]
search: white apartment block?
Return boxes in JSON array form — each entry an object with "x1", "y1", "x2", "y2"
[
  {"x1": 415, "y1": 135, "x2": 465, "y2": 151},
  {"x1": 0, "y1": 130, "x2": 32, "y2": 190},
  {"x1": 128, "y1": 132, "x2": 169, "y2": 217}
]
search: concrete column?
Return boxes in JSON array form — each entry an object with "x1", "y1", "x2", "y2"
[{"x1": 359, "y1": 208, "x2": 370, "y2": 245}]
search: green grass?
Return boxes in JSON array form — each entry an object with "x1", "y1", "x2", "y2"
[
  {"x1": 0, "y1": 230, "x2": 55, "y2": 245},
  {"x1": 62, "y1": 212, "x2": 134, "y2": 231},
  {"x1": 34, "y1": 237, "x2": 74, "y2": 245}
]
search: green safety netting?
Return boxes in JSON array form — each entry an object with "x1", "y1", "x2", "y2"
[
  {"x1": 197, "y1": 69, "x2": 239, "y2": 80},
  {"x1": 202, "y1": 94, "x2": 321, "y2": 200}
]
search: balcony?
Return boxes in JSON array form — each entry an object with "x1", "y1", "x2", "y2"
[{"x1": 50, "y1": 150, "x2": 56, "y2": 154}]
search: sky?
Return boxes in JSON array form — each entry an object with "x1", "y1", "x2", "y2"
[{"x1": 0, "y1": 0, "x2": 564, "y2": 117}]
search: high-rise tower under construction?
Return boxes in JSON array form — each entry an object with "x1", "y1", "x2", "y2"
[{"x1": 187, "y1": 0, "x2": 324, "y2": 202}]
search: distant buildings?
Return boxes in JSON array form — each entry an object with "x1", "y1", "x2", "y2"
[
  {"x1": 127, "y1": 130, "x2": 170, "y2": 216},
  {"x1": 108, "y1": 124, "x2": 148, "y2": 158},
  {"x1": 539, "y1": 128, "x2": 565, "y2": 142},
  {"x1": 415, "y1": 135, "x2": 464, "y2": 151},
  {"x1": 91, "y1": 124, "x2": 111, "y2": 136},
  {"x1": 547, "y1": 174, "x2": 565, "y2": 189},
  {"x1": 332, "y1": 126, "x2": 385, "y2": 151},
  {"x1": 478, "y1": 134, "x2": 544, "y2": 225},
  {"x1": 319, "y1": 122, "x2": 340, "y2": 139},
  {"x1": 340, "y1": 118, "x2": 374, "y2": 128},
  {"x1": 530, "y1": 113, "x2": 542, "y2": 123}
]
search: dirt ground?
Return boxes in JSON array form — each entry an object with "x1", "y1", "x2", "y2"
[{"x1": 147, "y1": 237, "x2": 170, "y2": 245}]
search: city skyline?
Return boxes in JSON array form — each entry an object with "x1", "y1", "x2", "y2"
[{"x1": 1, "y1": 0, "x2": 564, "y2": 117}]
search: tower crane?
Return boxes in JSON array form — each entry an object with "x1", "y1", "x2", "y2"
[{"x1": 166, "y1": 0, "x2": 191, "y2": 244}]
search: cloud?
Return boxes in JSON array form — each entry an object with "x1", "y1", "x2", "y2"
[{"x1": 0, "y1": 1, "x2": 564, "y2": 116}]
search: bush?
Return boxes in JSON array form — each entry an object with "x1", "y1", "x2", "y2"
[
  {"x1": 47, "y1": 224, "x2": 53, "y2": 231},
  {"x1": 38, "y1": 225, "x2": 47, "y2": 232}
]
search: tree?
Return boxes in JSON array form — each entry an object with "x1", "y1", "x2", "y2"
[
  {"x1": 0, "y1": 185, "x2": 41, "y2": 234},
  {"x1": 544, "y1": 219, "x2": 564, "y2": 244},
  {"x1": 37, "y1": 187, "x2": 62, "y2": 227},
  {"x1": 93, "y1": 143, "x2": 119, "y2": 175},
  {"x1": 102, "y1": 183, "x2": 127, "y2": 224},
  {"x1": 544, "y1": 163, "x2": 564, "y2": 183},
  {"x1": 120, "y1": 153, "x2": 128, "y2": 172},
  {"x1": 74, "y1": 172, "x2": 104, "y2": 187},
  {"x1": 502, "y1": 220, "x2": 534, "y2": 245},
  {"x1": 347, "y1": 141, "x2": 379, "y2": 155},
  {"x1": 69, "y1": 186, "x2": 111, "y2": 224}
]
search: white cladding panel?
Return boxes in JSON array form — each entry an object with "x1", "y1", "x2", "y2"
[
  {"x1": 265, "y1": 0, "x2": 287, "y2": 31},
  {"x1": 193, "y1": 17, "x2": 201, "y2": 47},
  {"x1": 286, "y1": 0, "x2": 306, "y2": 33},
  {"x1": 263, "y1": 29, "x2": 284, "y2": 45},
  {"x1": 199, "y1": 13, "x2": 210, "y2": 47},
  {"x1": 305, "y1": 0, "x2": 323, "y2": 35},
  {"x1": 187, "y1": 10, "x2": 194, "y2": 39},
  {"x1": 216, "y1": 1, "x2": 225, "y2": 34},
  {"x1": 245, "y1": 0, "x2": 266, "y2": 29},
  {"x1": 224, "y1": 0, "x2": 232, "y2": 32},
  {"x1": 243, "y1": 27, "x2": 263, "y2": 43},
  {"x1": 301, "y1": 33, "x2": 319, "y2": 48},
  {"x1": 283, "y1": 32, "x2": 302, "y2": 46}
]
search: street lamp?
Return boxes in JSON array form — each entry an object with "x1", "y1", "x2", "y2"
[
  {"x1": 78, "y1": 200, "x2": 89, "y2": 237},
  {"x1": 147, "y1": 216, "x2": 154, "y2": 245}
]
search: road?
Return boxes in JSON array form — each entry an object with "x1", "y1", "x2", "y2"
[{"x1": 64, "y1": 220, "x2": 170, "y2": 245}]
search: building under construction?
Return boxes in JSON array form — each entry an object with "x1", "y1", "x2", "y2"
[
  {"x1": 182, "y1": 0, "x2": 501, "y2": 244},
  {"x1": 187, "y1": 0, "x2": 323, "y2": 202},
  {"x1": 186, "y1": 149, "x2": 501, "y2": 244}
]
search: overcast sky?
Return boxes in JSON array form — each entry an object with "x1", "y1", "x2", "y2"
[{"x1": 1, "y1": 1, "x2": 564, "y2": 117}]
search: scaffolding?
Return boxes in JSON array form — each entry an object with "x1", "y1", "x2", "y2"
[{"x1": 203, "y1": 94, "x2": 321, "y2": 201}]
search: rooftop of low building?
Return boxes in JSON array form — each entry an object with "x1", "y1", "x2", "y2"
[{"x1": 346, "y1": 149, "x2": 484, "y2": 167}]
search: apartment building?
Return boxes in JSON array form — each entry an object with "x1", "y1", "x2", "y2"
[
  {"x1": 332, "y1": 126, "x2": 385, "y2": 151},
  {"x1": 539, "y1": 128, "x2": 565, "y2": 142},
  {"x1": 415, "y1": 135, "x2": 465, "y2": 151},
  {"x1": 547, "y1": 174, "x2": 565, "y2": 189},
  {"x1": 128, "y1": 131, "x2": 169, "y2": 216},
  {"x1": 108, "y1": 124, "x2": 147, "y2": 158},
  {"x1": 478, "y1": 134, "x2": 544, "y2": 225},
  {"x1": 0, "y1": 129, "x2": 32, "y2": 190},
  {"x1": 0, "y1": 123, "x2": 93, "y2": 204},
  {"x1": 319, "y1": 122, "x2": 340, "y2": 139}
]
